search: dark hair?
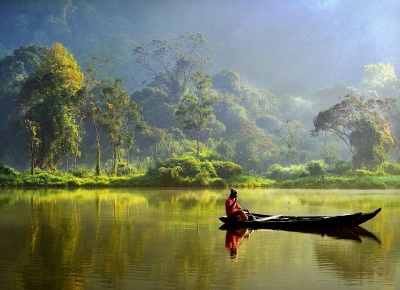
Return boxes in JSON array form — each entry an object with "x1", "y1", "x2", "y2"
[{"x1": 230, "y1": 188, "x2": 238, "y2": 198}]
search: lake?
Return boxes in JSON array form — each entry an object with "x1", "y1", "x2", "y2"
[{"x1": 0, "y1": 188, "x2": 399, "y2": 290}]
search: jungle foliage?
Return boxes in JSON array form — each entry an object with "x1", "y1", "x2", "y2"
[{"x1": 0, "y1": 1, "x2": 400, "y2": 188}]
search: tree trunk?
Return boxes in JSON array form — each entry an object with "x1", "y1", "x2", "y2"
[
  {"x1": 31, "y1": 153, "x2": 35, "y2": 175},
  {"x1": 96, "y1": 144, "x2": 101, "y2": 176},
  {"x1": 95, "y1": 123, "x2": 101, "y2": 176},
  {"x1": 196, "y1": 130, "x2": 200, "y2": 157},
  {"x1": 113, "y1": 144, "x2": 118, "y2": 176}
]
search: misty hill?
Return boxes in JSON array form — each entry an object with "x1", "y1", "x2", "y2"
[
  {"x1": 1, "y1": 0, "x2": 399, "y2": 94},
  {"x1": 0, "y1": 0, "x2": 399, "y2": 175}
]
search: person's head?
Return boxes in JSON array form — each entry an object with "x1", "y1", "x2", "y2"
[{"x1": 230, "y1": 188, "x2": 238, "y2": 199}]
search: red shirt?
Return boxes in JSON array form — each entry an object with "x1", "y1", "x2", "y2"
[
  {"x1": 225, "y1": 230, "x2": 240, "y2": 250},
  {"x1": 225, "y1": 197, "x2": 240, "y2": 217}
]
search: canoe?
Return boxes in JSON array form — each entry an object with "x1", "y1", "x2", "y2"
[
  {"x1": 350, "y1": 208, "x2": 381, "y2": 226},
  {"x1": 219, "y1": 208, "x2": 381, "y2": 230}
]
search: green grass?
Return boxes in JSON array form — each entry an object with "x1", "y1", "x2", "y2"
[
  {"x1": 275, "y1": 175, "x2": 400, "y2": 189},
  {"x1": 2, "y1": 168, "x2": 400, "y2": 189},
  {"x1": 0, "y1": 171, "x2": 275, "y2": 189}
]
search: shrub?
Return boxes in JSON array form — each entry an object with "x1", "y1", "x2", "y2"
[
  {"x1": 154, "y1": 166, "x2": 186, "y2": 186},
  {"x1": 306, "y1": 160, "x2": 324, "y2": 176},
  {"x1": 212, "y1": 161, "x2": 242, "y2": 179},
  {"x1": 266, "y1": 164, "x2": 309, "y2": 180},
  {"x1": 266, "y1": 164, "x2": 283, "y2": 180},
  {"x1": 209, "y1": 178, "x2": 227, "y2": 187},
  {"x1": 352, "y1": 169, "x2": 374, "y2": 176},
  {"x1": 199, "y1": 149, "x2": 223, "y2": 161},
  {"x1": 68, "y1": 167, "x2": 93, "y2": 178},
  {"x1": 162, "y1": 156, "x2": 202, "y2": 177},
  {"x1": 383, "y1": 162, "x2": 400, "y2": 175},
  {"x1": 327, "y1": 160, "x2": 352, "y2": 175},
  {"x1": 192, "y1": 171, "x2": 211, "y2": 186},
  {"x1": 148, "y1": 156, "x2": 226, "y2": 178},
  {"x1": 146, "y1": 156, "x2": 242, "y2": 185},
  {"x1": 0, "y1": 163, "x2": 18, "y2": 175},
  {"x1": 200, "y1": 161, "x2": 218, "y2": 178},
  {"x1": 117, "y1": 165, "x2": 139, "y2": 176}
]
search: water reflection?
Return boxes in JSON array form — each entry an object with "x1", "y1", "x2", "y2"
[
  {"x1": 0, "y1": 188, "x2": 398, "y2": 290},
  {"x1": 279, "y1": 226, "x2": 382, "y2": 243},
  {"x1": 220, "y1": 224, "x2": 381, "y2": 244},
  {"x1": 224, "y1": 228, "x2": 252, "y2": 259}
]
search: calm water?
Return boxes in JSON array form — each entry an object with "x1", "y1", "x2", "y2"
[{"x1": 0, "y1": 188, "x2": 399, "y2": 290}]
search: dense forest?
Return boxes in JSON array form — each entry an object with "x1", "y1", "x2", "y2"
[{"x1": 0, "y1": 0, "x2": 399, "y2": 181}]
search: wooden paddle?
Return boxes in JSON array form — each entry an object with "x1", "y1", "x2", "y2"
[{"x1": 236, "y1": 198, "x2": 257, "y2": 220}]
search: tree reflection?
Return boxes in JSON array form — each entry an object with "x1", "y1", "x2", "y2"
[
  {"x1": 22, "y1": 197, "x2": 83, "y2": 290},
  {"x1": 314, "y1": 235, "x2": 394, "y2": 283},
  {"x1": 0, "y1": 188, "x2": 398, "y2": 289}
]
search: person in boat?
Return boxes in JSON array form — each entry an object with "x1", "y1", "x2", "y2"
[{"x1": 225, "y1": 188, "x2": 248, "y2": 221}]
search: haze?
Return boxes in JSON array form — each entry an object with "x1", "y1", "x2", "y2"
[{"x1": 1, "y1": 0, "x2": 398, "y2": 94}]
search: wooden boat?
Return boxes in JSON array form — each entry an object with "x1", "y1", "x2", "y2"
[
  {"x1": 219, "y1": 208, "x2": 381, "y2": 230},
  {"x1": 350, "y1": 208, "x2": 381, "y2": 226}
]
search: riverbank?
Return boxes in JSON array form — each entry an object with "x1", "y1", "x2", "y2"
[
  {"x1": 0, "y1": 171, "x2": 273, "y2": 188},
  {"x1": 1, "y1": 171, "x2": 400, "y2": 189}
]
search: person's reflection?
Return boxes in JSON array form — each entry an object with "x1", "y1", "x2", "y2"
[{"x1": 225, "y1": 228, "x2": 251, "y2": 259}]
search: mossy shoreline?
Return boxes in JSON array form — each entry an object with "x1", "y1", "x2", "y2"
[
  {"x1": 2, "y1": 172, "x2": 400, "y2": 190},
  {"x1": 2, "y1": 158, "x2": 400, "y2": 190}
]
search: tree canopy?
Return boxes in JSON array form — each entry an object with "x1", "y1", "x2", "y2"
[
  {"x1": 312, "y1": 94, "x2": 394, "y2": 169},
  {"x1": 0, "y1": 14, "x2": 399, "y2": 175},
  {"x1": 13, "y1": 43, "x2": 84, "y2": 170},
  {"x1": 175, "y1": 71, "x2": 221, "y2": 156}
]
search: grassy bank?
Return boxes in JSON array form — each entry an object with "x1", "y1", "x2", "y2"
[
  {"x1": 2, "y1": 171, "x2": 400, "y2": 189},
  {"x1": 2, "y1": 159, "x2": 400, "y2": 189},
  {"x1": 275, "y1": 175, "x2": 400, "y2": 189},
  {"x1": 0, "y1": 171, "x2": 274, "y2": 189}
]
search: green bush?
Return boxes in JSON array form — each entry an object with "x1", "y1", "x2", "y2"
[
  {"x1": 0, "y1": 163, "x2": 18, "y2": 175},
  {"x1": 266, "y1": 164, "x2": 309, "y2": 181},
  {"x1": 199, "y1": 149, "x2": 223, "y2": 161},
  {"x1": 117, "y1": 165, "x2": 139, "y2": 176},
  {"x1": 327, "y1": 160, "x2": 352, "y2": 175},
  {"x1": 145, "y1": 156, "x2": 244, "y2": 186},
  {"x1": 383, "y1": 162, "x2": 400, "y2": 175},
  {"x1": 68, "y1": 167, "x2": 93, "y2": 178},
  {"x1": 161, "y1": 156, "x2": 202, "y2": 178},
  {"x1": 212, "y1": 161, "x2": 242, "y2": 179},
  {"x1": 352, "y1": 169, "x2": 374, "y2": 176},
  {"x1": 192, "y1": 171, "x2": 211, "y2": 186},
  {"x1": 200, "y1": 161, "x2": 218, "y2": 177},
  {"x1": 266, "y1": 164, "x2": 283, "y2": 180},
  {"x1": 306, "y1": 160, "x2": 324, "y2": 176},
  {"x1": 209, "y1": 178, "x2": 227, "y2": 187}
]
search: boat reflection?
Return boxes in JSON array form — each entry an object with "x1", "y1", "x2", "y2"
[
  {"x1": 219, "y1": 224, "x2": 381, "y2": 244},
  {"x1": 224, "y1": 227, "x2": 253, "y2": 259}
]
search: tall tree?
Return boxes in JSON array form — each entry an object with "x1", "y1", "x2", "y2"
[
  {"x1": 175, "y1": 71, "x2": 221, "y2": 157},
  {"x1": 81, "y1": 56, "x2": 110, "y2": 176},
  {"x1": 100, "y1": 78, "x2": 144, "y2": 176},
  {"x1": 232, "y1": 120, "x2": 278, "y2": 172},
  {"x1": 14, "y1": 42, "x2": 84, "y2": 170},
  {"x1": 312, "y1": 94, "x2": 394, "y2": 170},
  {"x1": 131, "y1": 86, "x2": 178, "y2": 130},
  {"x1": 351, "y1": 118, "x2": 394, "y2": 170},
  {"x1": 276, "y1": 119, "x2": 306, "y2": 167},
  {"x1": 132, "y1": 32, "x2": 214, "y2": 100},
  {"x1": 360, "y1": 63, "x2": 398, "y2": 98},
  {"x1": 1, "y1": 45, "x2": 48, "y2": 168}
]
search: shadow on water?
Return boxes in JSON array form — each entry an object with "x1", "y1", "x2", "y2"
[{"x1": 219, "y1": 224, "x2": 381, "y2": 244}]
